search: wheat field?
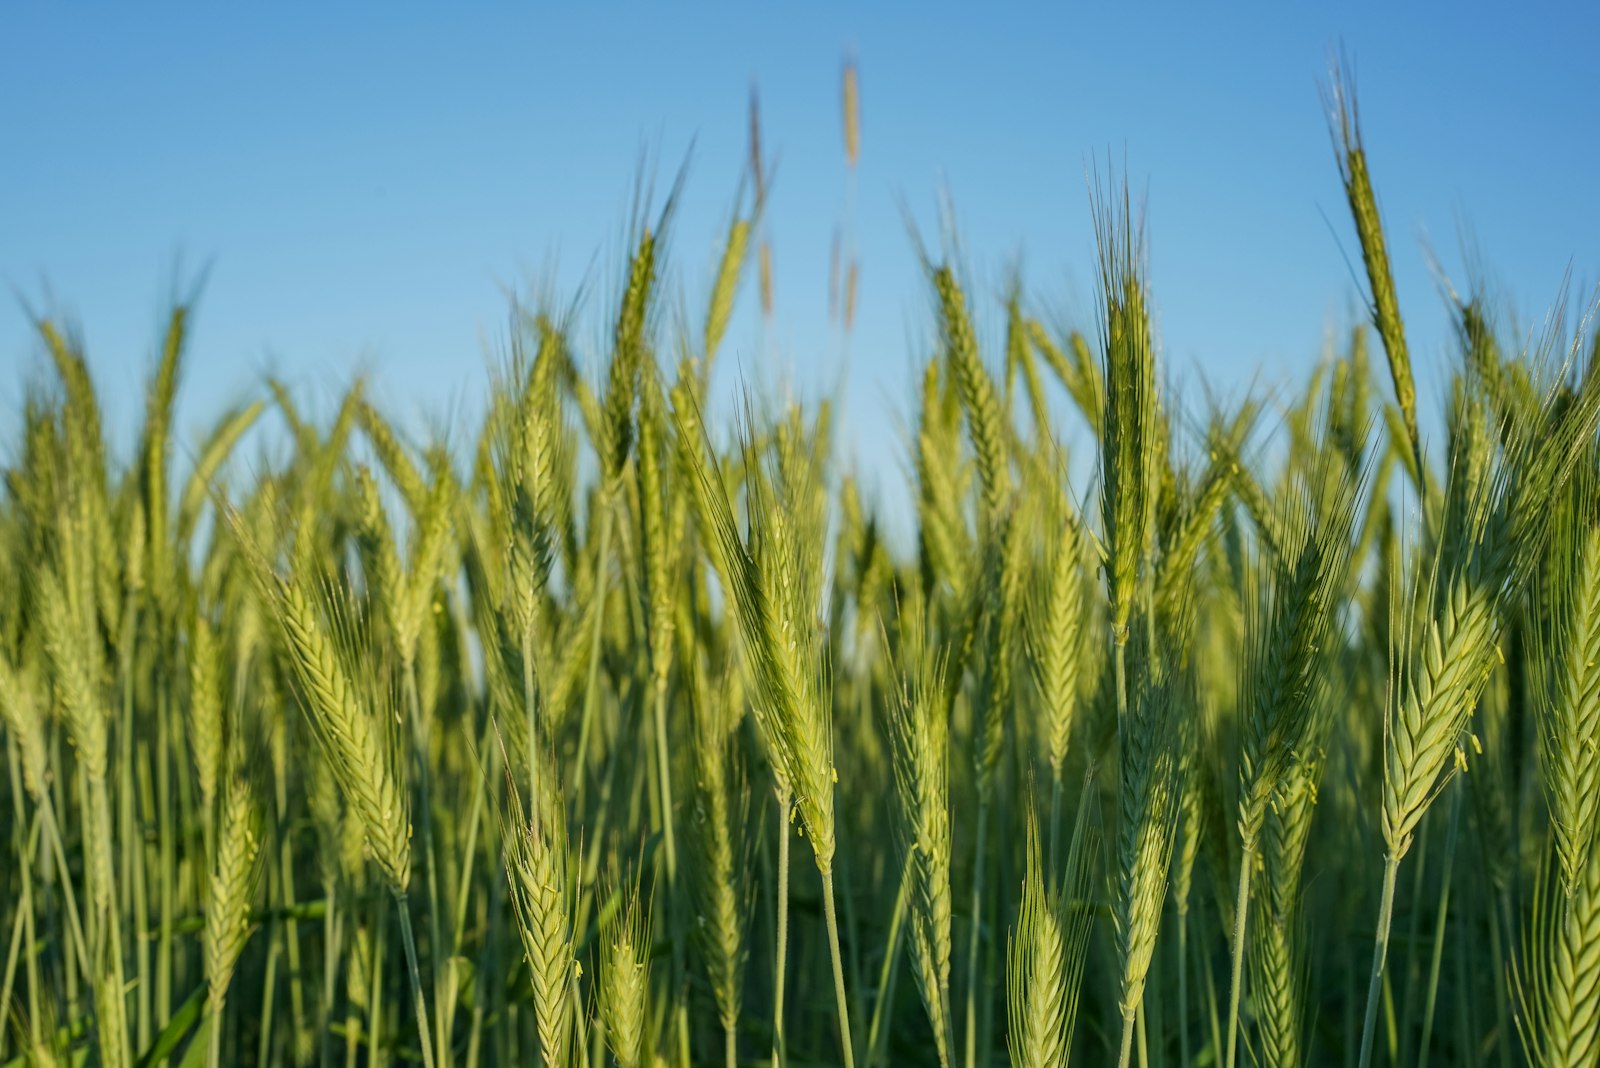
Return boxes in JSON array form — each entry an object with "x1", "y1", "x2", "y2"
[{"x1": 4, "y1": 71, "x2": 1600, "y2": 1068}]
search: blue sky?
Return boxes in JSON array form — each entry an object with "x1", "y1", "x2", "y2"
[{"x1": 3, "y1": 4, "x2": 1598, "y2": 520}]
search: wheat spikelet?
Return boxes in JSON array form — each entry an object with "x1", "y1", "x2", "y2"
[
  {"x1": 747, "y1": 83, "x2": 765, "y2": 201},
  {"x1": 841, "y1": 57, "x2": 860, "y2": 168},
  {"x1": 1114, "y1": 637, "x2": 1186, "y2": 1041},
  {"x1": 1384, "y1": 362, "x2": 1600, "y2": 859},
  {"x1": 503, "y1": 769, "x2": 577, "y2": 1068},
  {"x1": 976, "y1": 506, "x2": 1026, "y2": 802},
  {"x1": 599, "y1": 877, "x2": 652, "y2": 1068},
  {"x1": 1237, "y1": 458, "x2": 1358, "y2": 856},
  {"x1": 1007, "y1": 791, "x2": 1095, "y2": 1068},
  {"x1": 1007, "y1": 813, "x2": 1068, "y2": 1068},
  {"x1": 1247, "y1": 759, "x2": 1322, "y2": 1068},
  {"x1": 934, "y1": 264, "x2": 1010, "y2": 526},
  {"x1": 0, "y1": 648, "x2": 49, "y2": 803},
  {"x1": 1248, "y1": 903, "x2": 1303, "y2": 1068},
  {"x1": 1027, "y1": 321, "x2": 1104, "y2": 439},
  {"x1": 204, "y1": 775, "x2": 262, "y2": 1016},
  {"x1": 602, "y1": 226, "x2": 659, "y2": 489},
  {"x1": 687, "y1": 662, "x2": 750, "y2": 1042},
  {"x1": 679, "y1": 398, "x2": 836, "y2": 871},
  {"x1": 758, "y1": 241, "x2": 774, "y2": 319},
  {"x1": 354, "y1": 464, "x2": 403, "y2": 635},
  {"x1": 1535, "y1": 472, "x2": 1600, "y2": 897},
  {"x1": 139, "y1": 304, "x2": 186, "y2": 616},
  {"x1": 496, "y1": 315, "x2": 565, "y2": 646},
  {"x1": 395, "y1": 472, "x2": 456, "y2": 668},
  {"x1": 229, "y1": 513, "x2": 412, "y2": 892},
  {"x1": 1325, "y1": 65, "x2": 1420, "y2": 477},
  {"x1": 885, "y1": 599, "x2": 954, "y2": 1065},
  {"x1": 705, "y1": 216, "x2": 751, "y2": 366},
  {"x1": 916, "y1": 359, "x2": 971, "y2": 603},
  {"x1": 1094, "y1": 181, "x2": 1159, "y2": 645},
  {"x1": 93, "y1": 961, "x2": 130, "y2": 1068},
  {"x1": 637, "y1": 358, "x2": 675, "y2": 685},
  {"x1": 1521, "y1": 841, "x2": 1600, "y2": 1068},
  {"x1": 1028, "y1": 477, "x2": 1086, "y2": 784},
  {"x1": 188, "y1": 612, "x2": 225, "y2": 812},
  {"x1": 176, "y1": 399, "x2": 265, "y2": 548},
  {"x1": 358, "y1": 399, "x2": 429, "y2": 517},
  {"x1": 38, "y1": 562, "x2": 106, "y2": 785}
]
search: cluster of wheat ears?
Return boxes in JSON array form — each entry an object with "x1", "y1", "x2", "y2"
[{"x1": 5, "y1": 68, "x2": 1600, "y2": 1068}]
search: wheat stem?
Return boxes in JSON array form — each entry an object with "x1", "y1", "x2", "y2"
[
  {"x1": 1358, "y1": 854, "x2": 1401, "y2": 1068},
  {"x1": 395, "y1": 894, "x2": 438, "y2": 1068},
  {"x1": 1118, "y1": 1007, "x2": 1137, "y2": 1068},
  {"x1": 772, "y1": 785, "x2": 791, "y2": 1068},
  {"x1": 822, "y1": 871, "x2": 858, "y2": 1068},
  {"x1": 964, "y1": 801, "x2": 989, "y2": 1068},
  {"x1": 866, "y1": 856, "x2": 911, "y2": 1066},
  {"x1": 650, "y1": 675, "x2": 689, "y2": 1068},
  {"x1": 1178, "y1": 913, "x2": 1192, "y2": 1068},
  {"x1": 1415, "y1": 788, "x2": 1460, "y2": 1068},
  {"x1": 1224, "y1": 849, "x2": 1254, "y2": 1068}
]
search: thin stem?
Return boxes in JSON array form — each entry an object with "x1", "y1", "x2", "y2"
[
  {"x1": 91, "y1": 774, "x2": 130, "y2": 1067},
  {"x1": 404, "y1": 663, "x2": 449, "y2": 1068},
  {"x1": 1113, "y1": 637, "x2": 1133, "y2": 1068},
  {"x1": 394, "y1": 893, "x2": 438, "y2": 1068},
  {"x1": 1416, "y1": 789, "x2": 1462, "y2": 1068},
  {"x1": 1200, "y1": 902, "x2": 1223, "y2": 1064},
  {"x1": 1114, "y1": 641, "x2": 1128, "y2": 724},
  {"x1": 867, "y1": 854, "x2": 912, "y2": 1067},
  {"x1": 772, "y1": 787, "x2": 791, "y2": 1068},
  {"x1": 371, "y1": 894, "x2": 388, "y2": 1068},
  {"x1": 963, "y1": 800, "x2": 989, "y2": 1068},
  {"x1": 0, "y1": 801, "x2": 41, "y2": 1061},
  {"x1": 320, "y1": 876, "x2": 339, "y2": 1068},
  {"x1": 1178, "y1": 910, "x2": 1192, "y2": 1068},
  {"x1": 1224, "y1": 846, "x2": 1255, "y2": 1068},
  {"x1": 257, "y1": 878, "x2": 281, "y2": 1066},
  {"x1": 1486, "y1": 888, "x2": 1513, "y2": 1068},
  {"x1": 157, "y1": 677, "x2": 176, "y2": 1032},
  {"x1": 208, "y1": 1002, "x2": 225, "y2": 1068},
  {"x1": 39, "y1": 800, "x2": 90, "y2": 978},
  {"x1": 1358, "y1": 854, "x2": 1402, "y2": 1068},
  {"x1": 1047, "y1": 771, "x2": 1064, "y2": 879},
  {"x1": 821, "y1": 871, "x2": 857, "y2": 1068},
  {"x1": 650, "y1": 675, "x2": 689, "y2": 1068},
  {"x1": 1118, "y1": 1008, "x2": 1137, "y2": 1068}
]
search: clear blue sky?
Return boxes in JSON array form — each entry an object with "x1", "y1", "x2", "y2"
[{"x1": 3, "y1": 4, "x2": 1598, "y2": 521}]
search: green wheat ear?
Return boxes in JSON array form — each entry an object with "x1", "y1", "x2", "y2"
[
  {"x1": 599, "y1": 872, "x2": 654, "y2": 1068},
  {"x1": 1533, "y1": 459, "x2": 1600, "y2": 899},
  {"x1": 204, "y1": 775, "x2": 262, "y2": 1015},
  {"x1": 1007, "y1": 779, "x2": 1097, "y2": 1068},
  {"x1": 1008, "y1": 810, "x2": 1069, "y2": 1068},
  {"x1": 686, "y1": 658, "x2": 752, "y2": 1047},
  {"x1": 885, "y1": 594, "x2": 954, "y2": 1066},
  {"x1": 1113, "y1": 620, "x2": 1189, "y2": 1040},
  {"x1": 1325, "y1": 63, "x2": 1421, "y2": 483},
  {"x1": 499, "y1": 748, "x2": 577, "y2": 1068},
  {"x1": 1093, "y1": 176, "x2": 1160, "y2": 646},
  {"x1": 224, "y1": 507, "x2": 412, "y2": 892}
]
